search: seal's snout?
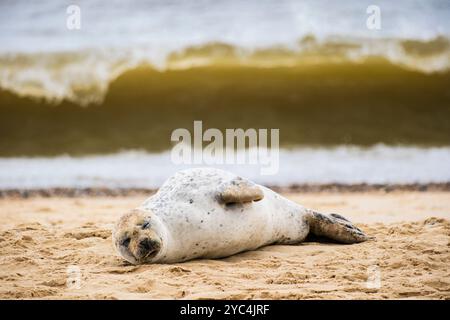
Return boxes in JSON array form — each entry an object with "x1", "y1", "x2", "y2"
[
  {"x1": 139, "y1": 238, "x2": 152, "y2": 250},
  {"x1": 113, "y1": 208, "x2": 164, "y2": 264},
  {"x1": 124, "y1": 235, "x2": 162, "y2": 263},
  {"x1": 138, "y1": 238, "x2": 161, "y2": 257}
]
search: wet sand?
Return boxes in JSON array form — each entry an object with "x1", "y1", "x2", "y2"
[{"x1": 0, "y1": 191, "x2": 449, "y2": 299}]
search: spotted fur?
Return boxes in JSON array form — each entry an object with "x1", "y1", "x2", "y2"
[{"x1": 112, "y1": 168, "x2": 371, "y2": 264}]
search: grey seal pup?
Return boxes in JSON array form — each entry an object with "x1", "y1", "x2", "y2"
[{"x1": 113, "y1": 168, "x2": 370, "y2": 264}]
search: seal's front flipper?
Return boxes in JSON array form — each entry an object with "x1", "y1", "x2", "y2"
[
  {"x1": 218, "y1": 177, "x2": 264, "y2": 204},
  {"x1": 307, "y1": 210, "x2": 371, "y2": 244}
]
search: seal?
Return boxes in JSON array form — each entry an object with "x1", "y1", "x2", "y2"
[{"x1": 113, "y1": 168, "x2": 371, "y2": 264}]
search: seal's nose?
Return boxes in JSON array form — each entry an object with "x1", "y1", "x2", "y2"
[
  {"x1": 135, "y1": 238, "x2": 161, "y2": 260},
  {"x1": 139, "y1": 238, "x2": 153, "y2": 252}
]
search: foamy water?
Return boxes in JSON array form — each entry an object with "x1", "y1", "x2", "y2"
[
  {"x1": 1, "y1": 145, "x2": 449, "y2": 189},
  {"x1": 2, "y1": 0, "x2": 449, "y2": 53},
  {"x1": 1, "y1": 1, "x2": 450, "y2": 104}
]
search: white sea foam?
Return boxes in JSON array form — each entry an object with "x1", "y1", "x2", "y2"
[
  {"x1": 0, "y1": 0, "x2": 449, "y2": 104},
  {"x1": 0, "y1": 145, "x2": 449, "y2": 189},
  {"x1": 2, "y1": 0, "x2": 449, "y2": 53}
]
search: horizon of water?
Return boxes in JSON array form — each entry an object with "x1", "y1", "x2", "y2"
[{"x1": 1, "y1": 145, "x2": 449, "y2": 189}]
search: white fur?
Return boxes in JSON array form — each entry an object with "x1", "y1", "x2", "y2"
[{"x1": 137, "y1": 167, "x2": 310, "y2": 263}]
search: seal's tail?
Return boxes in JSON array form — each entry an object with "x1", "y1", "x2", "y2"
[{"x1": 306, "y1": 210, "x2": 373, "y2": 244}]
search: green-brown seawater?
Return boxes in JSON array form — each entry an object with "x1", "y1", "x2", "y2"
[{"x1": 1, "y1": 59, "x2": 450, "y2": 156}]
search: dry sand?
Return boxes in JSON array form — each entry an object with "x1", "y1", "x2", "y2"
[{"x1": 0, "y1": 191, "x2": 449, "y2": 299}]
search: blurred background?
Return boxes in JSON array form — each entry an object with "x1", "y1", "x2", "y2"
[{"x1": 0, "y1": 0, "x2": 449, "y2": 189}]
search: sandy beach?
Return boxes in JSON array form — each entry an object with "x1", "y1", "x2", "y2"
[{"x1": 0, "y1": 191, "x2": 449, "y2": 300}]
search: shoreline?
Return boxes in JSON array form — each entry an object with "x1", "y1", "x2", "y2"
[{"x1": 1, "y1": 183, "x2": 449, "y2": 198}]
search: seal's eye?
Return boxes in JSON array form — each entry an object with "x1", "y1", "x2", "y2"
[
  {"x1": 141, "y1": 221, "x2": 150, "y2": 229},
  {"x1": 121, "y1": 237, "x2": 131, "y2": 247}
]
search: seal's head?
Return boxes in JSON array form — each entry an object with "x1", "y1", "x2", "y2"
[{"x1": 113, "y1": 209, "x2": 164, "y2": 264}]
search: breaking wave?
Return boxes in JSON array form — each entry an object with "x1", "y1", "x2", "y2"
[{"x1": 1, "y1": 36, "x2": 450, "y2": 105}]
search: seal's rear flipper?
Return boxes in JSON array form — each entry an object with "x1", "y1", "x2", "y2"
[
  {"x1": 218, "y1": 177, "x2": 264, "y2": 204},
  {"x1": 307, "y1": 210, "x2": 372, "y2": 244}
]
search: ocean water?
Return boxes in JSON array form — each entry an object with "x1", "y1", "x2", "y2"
[
  {"x1": 0, "y1": 1, "x2": 449, "y2": 186},
  {"x1": 2, "y1": 0, "x2": 449, "y2": 52},
  {"x1": 1, "y1": 145, "x2": 449, "y2": 189},
  {"x1": 0, "y1": 0, "x2": 449, "y2": 104}
]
